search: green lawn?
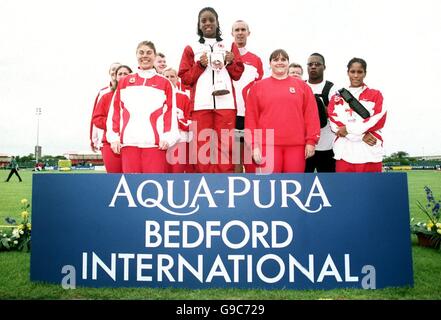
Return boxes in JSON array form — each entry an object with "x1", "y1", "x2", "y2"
[
  {"x1": 0, "y1": 170, "x2": 440, "y2": 299},
  {"x1": 0, "y1": 170, "x2": 33, "y2": 223}
]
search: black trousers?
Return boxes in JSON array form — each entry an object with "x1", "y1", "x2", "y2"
[
  {"x1": 305, "y1": 149, "x2": 336, "y2": 173},
  {"x1": 5, "y1": 168, "x2": 22, "y2": 182}
]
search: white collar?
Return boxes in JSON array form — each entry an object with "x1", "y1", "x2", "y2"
[
  {"x1": 138, "y1": 68, "x2": 157, "y2": 79},
  {"x1": 348, "y1": 85, "x2": 365, "y2": 95},
  {"x1": 238, "y1": 47, "x2": 248, "y2": 55},
  {"x1": 203, "y1": 37, "x2": 217, "y2": 45}
]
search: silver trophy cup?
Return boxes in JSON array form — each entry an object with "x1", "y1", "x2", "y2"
[{"x1": 209, "y1": 51, "x2": 230, "y2": 96}]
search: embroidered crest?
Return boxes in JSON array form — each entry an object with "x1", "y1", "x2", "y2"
[
  {"x1": 289, "y1": 87, "x2": 296, "y2": 94},
  {"x1": 129, "y1": 77, "x2": 136, "y2": 84}
]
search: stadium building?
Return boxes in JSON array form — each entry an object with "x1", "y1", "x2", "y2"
[
  {"x1": 0, "y1": 153, "x2": 11, "y2": 168},
  {"x1": 64, "y1": 151, "x2": 103, "y2": 167}
]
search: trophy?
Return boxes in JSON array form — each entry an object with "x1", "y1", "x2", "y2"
[{"x1": 209, "y1": 50, "x2": 230, "y2": 96}]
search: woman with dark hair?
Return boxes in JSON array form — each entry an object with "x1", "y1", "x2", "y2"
[
  {"x1": 245, "y1": 49, "x2": 320, "y2": 173},
  {"x1": 107, "y1": 40, "x2": 179, "y2": 173},
  {"x1": 178, "y1": 7, "x2": 244, "y2": 173},
  {"x1": 92, "y1": 65, "x2": 132, "y2": 173},
  {"x1": 328, "y1": 57, "x2": 387, "y2": 172}
]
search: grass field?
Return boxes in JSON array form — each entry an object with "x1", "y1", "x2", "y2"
[{"x1": 0, "y1": 170, "x2": 440, "y2": 300}]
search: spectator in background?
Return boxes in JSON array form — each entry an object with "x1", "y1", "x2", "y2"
[
  {"x1": 288, "y1": 63, "x2": 303, "y2": 79},
  {"x1": 155, "y1": 52, "x2": 190, "y2": 95},
  {"x1": 34, "y1": 162, "x2": 44, "y2": 171},
  {"x1": 245, "y1": 49, "x2": 320, "y2": 173},
  {"x1": 231, "y1": 19, "x2": 264, "y2": 173},
  {"x1": 163, "y1": 67, "x2": 194, "y2": 173},
  {"x1": 5, "y1": 156, "x2": 22, "y2": 182},
  {"x1": 328, "y1": 57, "x2": 386, "y2": 172},
  {"x1": 107, "y1": 40, "x2": 179, "y2": 173},
  {"x1": 89, "y1": 62, "x2": 121, "y2": 152},
  {"x1": 178, "y1": 7, "x2": 244, "y2": 173},
  {"x1": 154, "y1": 52, "x2": 167, "y2": 74},
  {"x1": 92, "y1": 65, "x2": 132, "y2": 173}
]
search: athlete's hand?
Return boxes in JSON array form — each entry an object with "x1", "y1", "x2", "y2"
[
  {"x1": 336, "y1": 125, "x2": 348, "y2": 137},
  {"x1": 111, "y1": 141, "x2": 121, "y2": 154},
  {"x1": 159, "y1": 140, "x2": 169, "y2": 150},
  {"x1": 252, "y1": 147, "x2": 262, "y2": 164},
  {"x1": 363, "y1": 132, "x2": 377, "y2": 146},
  {"x1": 199, "y1": 53, "x2": 208, "y2": 68},
  {"x1": 305, "y1": 144, "x2": 316, "y2": 159},
  {"x1": 225, "y1": 51, "x2": 234, "y2": 65}
]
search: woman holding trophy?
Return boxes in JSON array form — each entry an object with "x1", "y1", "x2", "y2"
[{"x1": 178, "y1": 7, "x2": 244, "y2": 173}]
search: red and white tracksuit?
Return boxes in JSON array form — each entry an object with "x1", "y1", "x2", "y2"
[
  {"x1": 166, "y1": 90, "x2": 194, "y2": 173},
  {"x1": 233, "y1": 48, "x2": 264, "y2": 118},
  {"x1": 178, "y1": 38, "x2": 244, "y2": 173},
  {"x1": 176, "y1": 79, "x2": 191, "y2": 97},
  {"x1": 91, "y1": 89, "x2": 122, "y2": 173},
  {"x1": 245, "y1": 76, "x2": 321, "y2": 173},
  {"x1": 232, "y1": 47, "x2": 264, "y2": 172},
  {"x1": 327, "y1": 84, "x2": 386, "y2": 172},
  {"x1": 106, "y1": 69, "x2": 179, "y2": 173},
  {"x1": 90, "y1": 85, "x2": 111, "y2": 151}
]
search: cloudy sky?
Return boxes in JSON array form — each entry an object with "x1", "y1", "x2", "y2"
[{"x1": 1, "y1": 0, "x2": 440, "y2": 157}]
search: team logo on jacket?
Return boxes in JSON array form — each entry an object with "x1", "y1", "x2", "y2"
[
  {"x1": 129, "y1": 77, "x2": 136, "y2": 84},
  {"x1": 334, "y1": 95, "x2": 343, "y2": 103},
  {"x1": 289, "y1": 87, "x2": 296, "y2": 94}
]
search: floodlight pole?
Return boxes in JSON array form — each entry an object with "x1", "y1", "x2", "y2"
[{"x1": 36, "y1": 107, "x2": 42, "y2": 164}]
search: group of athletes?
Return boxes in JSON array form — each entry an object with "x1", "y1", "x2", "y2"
[{"x1": 89, "y1": 7, "x2": 386, "y2": 174}]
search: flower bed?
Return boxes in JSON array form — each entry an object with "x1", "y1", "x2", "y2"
[
  {"x1": 0, "y1": 199, "x2": 31, "y2": 252},
  {"x1": 411, "y1": 186, "x2": 441, "y2": 251}
]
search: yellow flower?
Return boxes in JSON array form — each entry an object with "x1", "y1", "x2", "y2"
[
  {"x1": 21, "y1": 199, "x2": 28, "y2": 205},
  {"x1": 437, "y1": 229, "x2": 441, "y2": 235},
  {"x1": 21, "y1": 211, "x2": 29, "y2": 219},
  {"x1": 427, "y1": 222, "x2": 434, "y2": 230},
  {"x1": 436, "y1": 223, "x2": 441, "y2": 228},
  {"x1": 27, "y1": 223, "x2": 31, "y2": 230},
  {"x1": 17, "y1": 224, "x2": 24, "y2": 230}
]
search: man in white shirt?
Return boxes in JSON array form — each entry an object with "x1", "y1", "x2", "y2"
[
  {"x1": 305, "y1": 53, "x2": 337, "y2": 172},
  {"x1": 231, "y1": 20, "x2": 264, "y2": 172}
]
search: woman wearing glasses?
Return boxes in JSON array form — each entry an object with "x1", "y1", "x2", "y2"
[{"x1": 328, "y1": 57, "x2": 387, "y2": 172}]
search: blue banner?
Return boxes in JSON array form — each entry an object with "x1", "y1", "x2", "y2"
[{"x1": 30, "y1": 173, "x2": 413, "y2": 290}]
